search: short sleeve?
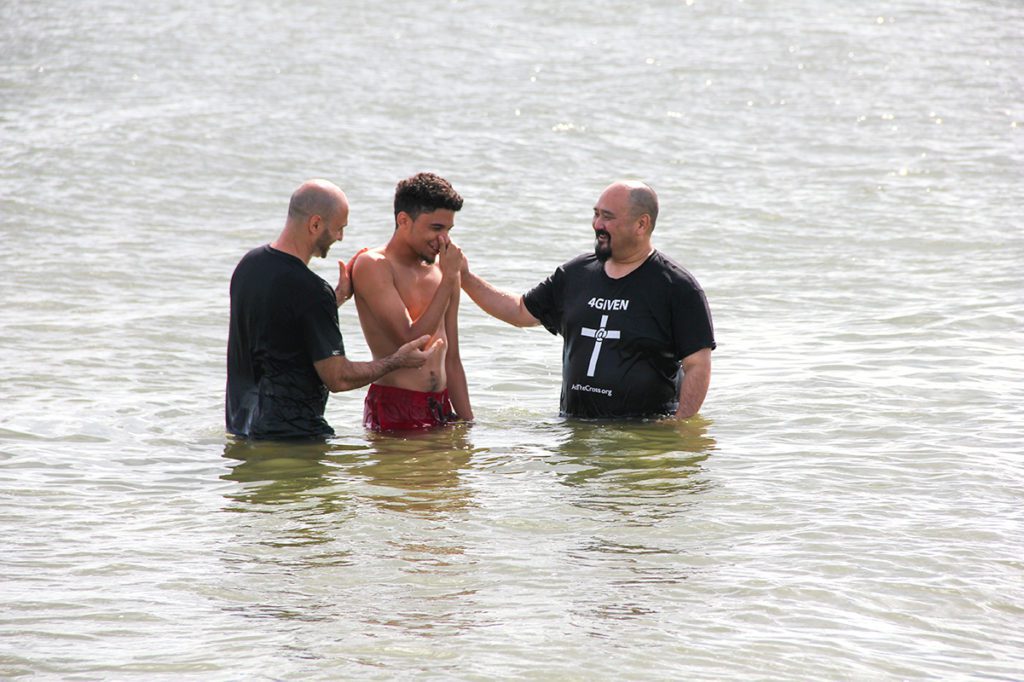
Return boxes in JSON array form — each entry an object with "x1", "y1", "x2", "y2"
[
  {"x1": 672, "y1": 285, "x2": 716, "y2": 360},
  {"x1": 523, "y1": 265, "x2": 566, "y2": 336},
  {"x1": 297, "y1": 282, "x2": 345, "y2": 362}
]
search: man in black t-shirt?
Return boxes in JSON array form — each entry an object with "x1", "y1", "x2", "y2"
[
  {"x1": 226, "y1": 179, "x2": 439, "y2": 440},
  {"x1": 461, "y1": 180, "x2": 715, "y2": 420}
]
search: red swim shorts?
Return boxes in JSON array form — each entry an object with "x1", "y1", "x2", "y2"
[{"x1": 363, "y1": 383, "x2": 457, "y2": 432}]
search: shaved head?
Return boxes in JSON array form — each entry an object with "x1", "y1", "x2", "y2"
[
  {"x1": 288, "y1": 179, "x2": 347, "y2": 223},
  {"x1": 608, "y1": 180, "x2": 659, "y2": 231},
  {"x1": 273, "y1": 178, "x2": 351, "y2": 263}
]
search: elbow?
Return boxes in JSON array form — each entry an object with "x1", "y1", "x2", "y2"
[
  {"x1": 317, "y1": 355, "x2": 365, "y2": 393},
  {"x1": 323, "y1": 372, "x2": 357, "y2": 393},
  {"x1": 511, "y1": 301, "x2": 539, "y2": 327},
  {"x1": 330, "y1": 380, "x2": 362, "y2": 393},
  {"x1": 324, "y1": 378, "x2": 347, "y2": 393}
]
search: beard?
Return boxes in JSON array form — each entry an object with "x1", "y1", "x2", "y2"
[
  {"x1": 594, "y1": 231, "x2": 611, "y2": 262},
  {"x1": 315, "y1": 231, "x2": 333, "y2": 258}
]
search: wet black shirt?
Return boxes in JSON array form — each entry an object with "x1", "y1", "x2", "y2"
[
  {"x1": 226, "y1": 245, "x2": 345, "y2": 439},
  {"x1": 523, "y1": 251, "x2": 715, "y2": 419}
]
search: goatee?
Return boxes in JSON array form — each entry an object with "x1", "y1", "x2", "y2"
[{"x1": 594, "y1": 232, "x2": 611, "y2": 262}]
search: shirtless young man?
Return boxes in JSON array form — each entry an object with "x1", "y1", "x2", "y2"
[{"x1": 351, "y1": 172, "x2": 473, "y2": 431}]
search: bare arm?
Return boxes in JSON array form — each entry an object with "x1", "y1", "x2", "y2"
[
  {"x1": 460, "y1": 265, "x2": 539, "y2": 328},
  {"x1": 674, "y1": 347, "x2": 712, "y2": 419},
  {"x1": 314, "y1": 335, "x2": 441, "y2": 392},
  {"x1": 444, "y1": 286, "x2": 473, "y2": 421},
  {"x1": 352, "y1": 245, "x2": 461, "y2": 346}
]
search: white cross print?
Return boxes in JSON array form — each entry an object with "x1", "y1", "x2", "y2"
[{"x1": 580, "y1": 314, "x2": 621, "y2": 377}]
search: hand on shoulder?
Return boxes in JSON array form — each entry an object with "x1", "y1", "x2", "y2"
[
  {"x1": 349, "y1": 246, "x2": 394, "y2": 291},
  {"x1": 334, "y1": 247, "x2": 374, "y2": 305}
]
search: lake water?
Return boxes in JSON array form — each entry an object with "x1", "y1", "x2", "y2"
[{"x1": 2, "y1": 0, "x2": 1022, "y2": 678}]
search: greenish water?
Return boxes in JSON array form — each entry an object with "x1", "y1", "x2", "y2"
[{"x1": 2, "y1": 0, "x2": 1022, "y2": 678}]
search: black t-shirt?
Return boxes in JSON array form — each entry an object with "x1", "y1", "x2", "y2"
[
  {"x1": 523, "y1": 250, "x2": 715, "y2": 419},
  {"x1": 225, "y1": 245, "x2": 345, "y2": 439}
]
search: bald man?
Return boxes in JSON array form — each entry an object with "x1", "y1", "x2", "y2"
[
  {"x1": 226, "y1": 179, "x2": 439, "y2": 440},
  {"x1": 460, "y1": 181, "x2": 715, "y2": 420}
]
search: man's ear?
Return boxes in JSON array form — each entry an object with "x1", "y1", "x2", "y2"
[
  {"x1": 395, "y1": 211, "x2": 412, "y2": 231},
  {"x1": 635, "y1": 213, "x2": 651, "y2": 234},
  {"x1": 307, "y1": 214, "x2": 324, "y2": 235}
]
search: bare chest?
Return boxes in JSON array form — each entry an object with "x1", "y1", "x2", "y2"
[{"x1": 393, "y1": 266, "x2": 442, "y2": 318}]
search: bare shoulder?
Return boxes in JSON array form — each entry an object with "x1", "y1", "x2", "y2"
[{"x1": 352, "y1": 247, "x2": 392, "y2": 281}]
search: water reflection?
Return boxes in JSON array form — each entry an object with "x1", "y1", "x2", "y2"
[
  {"x1": 217, "y1": 427, "x2": 483, "y2": 639},
  {"x1": 220, "y1": 422, "x2": 478, "y2": 516},
  {"x1": 220, "y1": 438, "x2": 362, "y2": 568},
  {"x1": 218, "y1": 426, "x2": 478, "y2": 565},
  {"x1": 221, "y1": 438, "x2": 351, "y2": 506},
  {"x1": 552, "y1": 418, "x2": 718, "y2": 630},
  {"x1": 552, "y1": 417, "x2": 717, "y2": 508},
  {"x1": 351, "y1": 422, "x2": 478, "y2": 516},
  {"x1": 351, "y1": 425, "x2": 484, "y2": 638}
]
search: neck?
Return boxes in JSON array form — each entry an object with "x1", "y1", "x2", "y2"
[
  {"x1": 271, "y1": 230, "x2": 313, "y2": 265},
  {"x1": 604, "y1": 245, "x2": 654, "y2": 278},
  {"x1": 386, "y1": 233, "x2": 433, "y2": 267}
]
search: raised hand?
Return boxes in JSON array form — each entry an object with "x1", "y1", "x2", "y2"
[
  {"x1": 437, "y1": 236, "x2": 465, "y2": 284},
  {"x1": 335, "y1": 247, "x2": 369, "y2": 305}
]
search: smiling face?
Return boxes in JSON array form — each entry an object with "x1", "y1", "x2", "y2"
[
  {"x1": 314, "y1": 203, "x2": 349, "y2": 258},
  {"x1": 400, "y1": 208, "x2": 456, "y2": 264},
  {"x1": 391, "y1": 173, "x2": 464, "y2": 264},
  {"x1": 592, "y1": 184, "x2": 641, "y2": 262}
]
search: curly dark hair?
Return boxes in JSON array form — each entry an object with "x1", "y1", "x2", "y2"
[{"x1": 393, "y1": 172, "x2": 463, "y2": 226}]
